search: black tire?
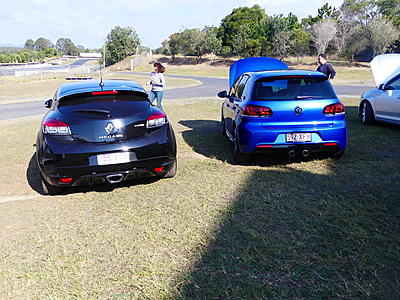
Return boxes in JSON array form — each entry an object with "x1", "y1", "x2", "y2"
[
  {"x1": 233, "y1": 128, "x2": 250, "y2": 164},
  {"x1": 163, "y1": 160, "x2": 177, "y2": 178},
  {"x1": 221, "y1": 114, "x2": 226, "y2": 136},
  {"x1": 361, "y1": 101, "x2": 374, "y2": 125},
  {"x1": 40, "y1": 174, "x2": 62, "y2": 195}
]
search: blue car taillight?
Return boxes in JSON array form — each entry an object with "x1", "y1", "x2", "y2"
[
  {"x1": 242, "y1": 104, "x2": 273, "y2": 117},
  {"x1": 323, "y1": 102, "x2": 345, "y2": 115},
  {"x1": 43, "y1": 119, "x2": 71, "y2": 135}
]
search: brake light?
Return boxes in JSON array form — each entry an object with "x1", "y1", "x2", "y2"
[
  {"x1": 91, "y1": 91, "x2": 118, "y2": 95},
  {"x1": 323, "y1": 103, "x2": 345, "y2": 115},
  {"x1": 43, "y1": 119, "x2": 71, "y2": 135},
  {"x1": 242, "y1": 105, "x2": 273, "y2": 116},
  {"x1": 147, "y1": 112, "x2": 166, "y2": 128},
  {"x1": 324, "y1": 142, "x2": 338, "y2": 146}
]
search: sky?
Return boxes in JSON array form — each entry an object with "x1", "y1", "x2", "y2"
[{"x1": 0, "y1": 0, "x2": 343, "y2": 49}]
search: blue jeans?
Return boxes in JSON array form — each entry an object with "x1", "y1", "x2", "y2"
[{"x1": 149, "y1": 90, "x2": 164, "y2": 110}]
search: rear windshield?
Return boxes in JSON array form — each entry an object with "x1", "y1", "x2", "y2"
[
  {"x1": 252, "y1": 76, "x2": 336, "y2": 100},
  {"x1": 58, "y1": 91, "x2": 149, "y2": 118}
]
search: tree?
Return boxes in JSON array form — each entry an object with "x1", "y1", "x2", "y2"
[
  {"x1": 24, "y1": 39, "x2": 35, "y2": 49},
  {"x1": 202, "y1": 26, "x2": 222, "y2": 56},
  {"x1": 367, "y1": 16, "x2": 399, "y2": 56},
  {"x1": 105, "y1": 26, "x2": 140, "y2": 65},
  {"x1": 218, "y1": 5, "x2": 267, "y2": 55},
  {"x1": 341, "y1": 0, "x2": 379, "y2": 25},
  {"x1": 335, "y1": 6, "x2": 359, "y2": 57},
  {"x1": 291, "y1": 28, "x2": 311, "y2": 61},
  {"x1": 342, "y1": 25, "x2": 368, "y2": 65},
  {"x1": 34, "y1": 37, "x2": 53, "y2": 51},
  {"x1": 310, "y1": 18, "x2": 337, "y2": 54},
  {"x1": 302, "y1": 3, "x2": 340, "y2": 28},
  {"x1": 56, "y1": 38, "x2": 79, "y2": 56}
]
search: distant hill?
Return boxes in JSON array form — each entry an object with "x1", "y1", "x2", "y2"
[{"x1": 0, "y1": 46, "x2": 23, "y2": 53}]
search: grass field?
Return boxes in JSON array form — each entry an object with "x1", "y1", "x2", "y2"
[{"x1": 0, "y1": 96, "x2": 399, "y2": 298}]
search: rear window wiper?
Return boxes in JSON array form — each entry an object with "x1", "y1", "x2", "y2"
[{"x1": 73, "y1": 109, "x2": 111, "y2": 117}]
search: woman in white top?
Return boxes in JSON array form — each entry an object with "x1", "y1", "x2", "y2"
[{"x1": 149, "y1": 63, "x2": 166, "y2": 110}]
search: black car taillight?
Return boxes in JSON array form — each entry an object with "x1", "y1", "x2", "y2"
[
  {"x1": 146, "y1": 112, "x2": 166, "y2": 128},
  {"x1": 323, "y1": 103, "x2": 345, "y2": 115},
  {"x1": 242, "y1": 104, "x2": 273, "y2": 117},
  {"x1": 42, "y1": 119, "x2": 71, "y2": 135}
]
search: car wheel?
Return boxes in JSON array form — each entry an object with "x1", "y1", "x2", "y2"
[
  {"x1": 163, "y1": 160, "x2": 177, "y2": 178},
  {"x1": 233, "y1": 128, "x2": 250, "y2": 164},
  {"x1": 221, "y1": 114, "x2": 226, "y2": 136},
  {"x1": 40, "y1": 174, "x2": 62, "y2": 195},
  {"x1": 361, "y1": 101, "x2": 374, "y2": 125}
]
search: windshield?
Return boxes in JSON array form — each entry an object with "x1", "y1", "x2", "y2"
[{"x1": 252, "y1": 76, "x2": 336, "y2": 100}]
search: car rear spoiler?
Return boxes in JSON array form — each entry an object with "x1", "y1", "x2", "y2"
[{"x1": 229, "y1": 57, "x2": 288, "y2": 88}]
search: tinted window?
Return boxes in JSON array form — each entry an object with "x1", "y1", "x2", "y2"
[
  {"x1": 236, "y1": 75, "x2": 250, "y2": 99},
  {"x1": 58, "y1": 92, "x2": 150, "y2": 118},
  {"x1": 252, "y1": 76, "x2": 336, "y2": 100}
]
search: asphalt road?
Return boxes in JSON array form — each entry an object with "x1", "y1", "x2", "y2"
[{"x1": 0, "y1": 73, "x2": 374, "y2": 121}]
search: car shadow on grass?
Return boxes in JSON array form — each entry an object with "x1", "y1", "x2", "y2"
[
  {"x1": 176, "y1": 163, "x2": 400, "y2": 298},
  {"x1": 175, "y1": 106, "x2": 400, "y2": 298},
  {"x1": 26, "y1": 154, "x2": 160, "y2": 196},
  {"x1": 179, "y1": 119, "x2": 335, "y2": 166}
]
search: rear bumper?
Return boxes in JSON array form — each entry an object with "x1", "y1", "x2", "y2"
[
  {"x1": 237, "y1": 120, "x2": 347, "y2": 154},
  {"x1": 37, "y1": 125, "x2": 176, "y2": 187}
]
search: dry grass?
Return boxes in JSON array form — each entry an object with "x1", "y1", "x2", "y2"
[{"x1": 0, "y1": 97, "x2": 399, "y2": 298}]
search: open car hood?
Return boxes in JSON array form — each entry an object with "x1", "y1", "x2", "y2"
[
  {"x1": 229, "y1": 57, "x2": 288, "y2": 88},
  {"x1": 370, "y1": 53, "x2": 400, "y2": 86}
]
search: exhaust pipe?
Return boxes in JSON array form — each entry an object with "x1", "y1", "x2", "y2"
[
  {"x1": 302, "y1": 149, "x2": 309, "y2": 157},
  {"x1": 288, "y1": 150, "x2": 296, "y2": 158},
  {"x1": 106, "y1": 174, "x2": 124, "y2": 184}
]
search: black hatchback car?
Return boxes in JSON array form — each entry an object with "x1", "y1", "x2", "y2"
[{"x1": 36, "y1": 79, "x2": 177, "y2": 194}]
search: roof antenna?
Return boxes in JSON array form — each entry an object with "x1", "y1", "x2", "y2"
[{"x1": 99, "y1": 76, "x2": 104, "y2": 87}]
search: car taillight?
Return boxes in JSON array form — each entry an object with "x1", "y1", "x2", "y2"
[
  {"x1": 146, "y1": 112, "x2": 166, "y2": 128},
  {"x1": 242, "y1": 104, "x2": 273, "y2": 116},
  {"x1": 323, "y1": 103, "x2": 345, "y2": 115},
  {"x1": 43, "y1": 119, "x2": 71, "y2": 135}
]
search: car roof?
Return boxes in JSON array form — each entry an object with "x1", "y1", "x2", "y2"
[
  {"x1": 57, "y1": 79, "x2": 146, "y2": 99},
  {"x1": 244, "y1": 69, "x2": 328, "y2": 81}
]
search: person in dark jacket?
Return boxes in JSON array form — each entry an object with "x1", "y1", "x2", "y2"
[{"x1": 316, "y1": 53, "x2": 336, "y2": 80}]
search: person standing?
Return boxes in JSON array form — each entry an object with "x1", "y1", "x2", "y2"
[
  {"x1": 149, "y1": 63, "x2": 166, "y2": 110},
  {"x1": 316, "y1": 53, "x2": 336, "y2": 80}
]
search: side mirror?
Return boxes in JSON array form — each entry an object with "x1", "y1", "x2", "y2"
[
  {"x1": 217, "y1": 91, "x2": 228, "y2": 98},
  {"x1": 378, "y1": 84, "x2": 385, "y2": 90},
  {"x1": 44, "y1": 99, "x2": 53, "y2": 108}
]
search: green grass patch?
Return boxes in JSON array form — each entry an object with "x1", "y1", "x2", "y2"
[{"x1": 0, "y1": 98, "x2": 399, "y2": 298}]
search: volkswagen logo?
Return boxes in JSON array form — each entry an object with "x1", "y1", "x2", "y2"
[
  {"x1": 294, "y1": 107, "x2": 303, "y2": 116},
  {"x1": 105, "y1": 122, "x2": 115, "y2": 135}
]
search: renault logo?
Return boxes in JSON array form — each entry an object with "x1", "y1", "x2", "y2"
[
  {"x1": 294, "y1": 107, "x2": 303, "y2": 116},
  {"x1": 105, "y1": 122, "x2": 115, "y2": 135}
]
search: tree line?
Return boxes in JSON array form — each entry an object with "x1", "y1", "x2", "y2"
[{"x1": 155, "y1": 0, "x2": 399, "y2": 63}]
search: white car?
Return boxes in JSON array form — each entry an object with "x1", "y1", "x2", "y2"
[{"x1": 360, "y1": 53, "x2": 400, "y2": 125}]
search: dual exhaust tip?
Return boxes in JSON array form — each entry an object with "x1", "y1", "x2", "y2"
[{"x1": 289, "y1": 149, "x2": 309, "y2": 158}]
